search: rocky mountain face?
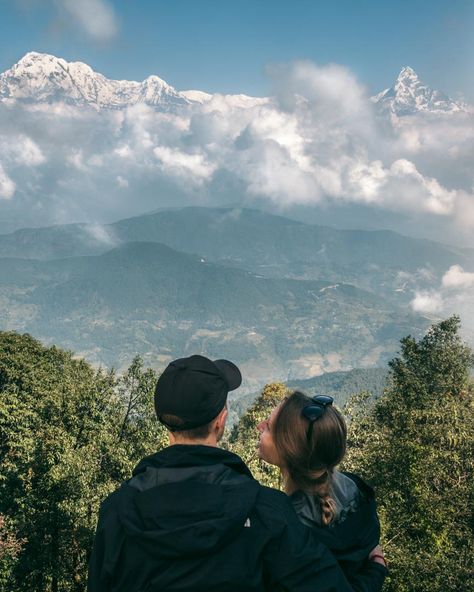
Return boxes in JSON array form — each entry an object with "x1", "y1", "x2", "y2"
[
  {"x1": 371, "y1": 66, "x2": 468, "y2": 116},
  {"x1": 1, "y1": 52, "x2": 469, "y2": 116}
]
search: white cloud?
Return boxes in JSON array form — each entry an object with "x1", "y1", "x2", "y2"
[
  {"x1": 14, "y1": 135, "x2": 45, "y2": 166},
  {"x1": 0, "y1": 59, "x2": 473, "y2": 233},
  {"x1": 442, "y1": 265, "x2": 474, "y2": 289},
  {"x1": 54, "y1": 0, "x2": 119, "y2": 41},
  {"x1": 410, "y1": 264, "x2": 474, "y2": 334},
  {"x1": 0, "y1": 134, "x2": 46, "y2": 167},
  {"x1": 153, "y1": 146, "x2": 217, "y2": 184},
  {"x1": 384, "y1": 159, "x2": 456, "y2": 215},
  {"x1": 84, "y1": 223, "x2": 118, "y2": 246},
  {"x1": 66, "y1": 149, "x2": 88, "y2": 171},
  {"x1": 0, "y1": 164, "x2": 16, "y2": 200},
  {"x1": 116, "y1": 175, "x2": 129, "y2": 188},
  {"x1": 411, "y1": 291, "x2": 444, "y2": 314}
]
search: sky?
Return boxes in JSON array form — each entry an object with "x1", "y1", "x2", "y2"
[{"x1": 1, "y1": 0, "x2": 474, "y2": 101}]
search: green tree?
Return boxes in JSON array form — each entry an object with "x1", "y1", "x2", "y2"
[
  {"x1": 228, "y1": 382, "x2": 288, "y2": 488},
  {"x1": 115, "y1": 355, "x2": 168, "y2": 464},
  {"x1": 0, "y1": 515, "x2": 24, "y2": 589},
  {"x1": 0, "y1": 333, "x2": 164, "y2": 592},
  {"x1": 344, "y1": 317, "x2": 474, "y2": 592}
]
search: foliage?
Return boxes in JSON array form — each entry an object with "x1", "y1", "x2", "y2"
[
  {"x1": 2, "y1": 316, "x2": 473, "y2": 591},
  {"x1": 227, "y1": 382, "x2": 288, "y2": 489},
  {"x1": 0, "y1": 333, "x2": 164, "y2": 592},
  {"x1": 343, "y1": 316, "x2": 474, "y2": 592},
  {"x1": 0, "y1": 514, "x2": 24, "y2": 589}
]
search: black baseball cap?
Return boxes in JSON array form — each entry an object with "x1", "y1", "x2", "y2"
[{"x1": 154, "y1": 354, "x2": 242, "y2": 431}]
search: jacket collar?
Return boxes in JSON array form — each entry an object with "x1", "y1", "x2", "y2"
[{"x1": 132, "y1": 444, "x2": 254, "y2": 479}]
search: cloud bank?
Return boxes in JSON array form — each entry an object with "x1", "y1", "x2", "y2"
[
  {"x1": 55, "y1": 0, "x2": 119, "y2": 42},
  {"x1": 411, "y1": 265, "x2": 474, "y2": 334},
  {"x1": 0, "y1": 60, "x2": 473, "y2": 234}
]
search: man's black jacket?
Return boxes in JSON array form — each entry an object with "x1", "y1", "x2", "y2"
[{"x1": 88, "y1": 445, "x2": 386, "y2": 591}]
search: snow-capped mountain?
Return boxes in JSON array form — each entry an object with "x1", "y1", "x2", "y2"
[
  {"x1": 0, "y1": 52, "x2": 190, "y2": 109},
  {"x1": 372, "y1": 66, "x2": 467, "y2": 116},
  {"x1": 0, "y1": 52, "x2": 267, "y2": 111},
  {"x1": 0, "y1": 53, "x2": 469, "y2": 116}
]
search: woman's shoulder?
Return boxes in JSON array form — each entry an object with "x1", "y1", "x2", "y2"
[
  {"x1": 290, "y1": 470, "x2": 373, "y2": 527},
  {"x1": 338, "y1": 471, "x2": 375, "y2": 500}
]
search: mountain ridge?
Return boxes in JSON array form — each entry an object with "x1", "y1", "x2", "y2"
[
  {"x1": 1, "y1": 52, "x2": 469, "y2": 116},
  {"x1": 0, "y1": 239, "x2": 428, "y2": 386}
]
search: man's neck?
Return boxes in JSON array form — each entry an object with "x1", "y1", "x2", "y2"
[{"x1": 168, "y1": 434, "x2": 218, "y2": 447}]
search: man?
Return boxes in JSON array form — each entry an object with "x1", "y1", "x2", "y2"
[{"x1": 88, "y1": 354, "x2": 387, "y2": 591}]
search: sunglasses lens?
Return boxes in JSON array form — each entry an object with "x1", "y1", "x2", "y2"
[
  {"x1": 302, "y1": 395, "x2": 334, "y2": 441},
  {"x1": 312, "y1": 395, "x2": 334, "y2": 406},
  {"x1": 302, "y1": 406, "x2": 324, "y2": 421}
]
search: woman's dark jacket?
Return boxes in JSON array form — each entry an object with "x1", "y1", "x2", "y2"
[{"x1": 291, "y1": 471, "x2": 382, "y2": 580}]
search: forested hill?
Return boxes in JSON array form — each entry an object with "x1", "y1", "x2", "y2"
[
  {"x1": 228, "y1": 367, "x2": 388, "y2": 423},
  {"x1": 287, "y1": 367, "x2": 388, "y2": 404},
  {"x1": 0, "y1": 209, "x2": 472, "y2": 299},
  {"x1": 0, "y1": 239, "x2": 428, "y2": 387}
]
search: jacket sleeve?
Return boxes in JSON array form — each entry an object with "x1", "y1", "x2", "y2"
[
  {"x1": 263, "y1": 495, "x2": 387, "y2": 592},
  {"x1": 347, "y1": 562, "x2": 387, "y2": 592},
  {"x1": 87, "y1": 495, "x2": 124, "y2": 592}
]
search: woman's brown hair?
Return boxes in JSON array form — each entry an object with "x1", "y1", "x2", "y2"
[{"x1": 273, "y1": 391, "x2": 347, "y2": 525}]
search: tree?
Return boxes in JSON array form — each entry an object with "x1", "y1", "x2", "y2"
[
  {"x1": 0, "y1": 514, "x2": 24, "y2": 589},
  {"x1": 344, "y1": 317, "x2": 474, "y2": 592},
  {"x1": 115, "y1": 355, "x2": 168, "y2": 464},
  {"x1": 227, "y1": 382, "x2": 288, "y2": 488},
  {"x1": 0, "y1": 332, "x2": 164, "y2": 591}
]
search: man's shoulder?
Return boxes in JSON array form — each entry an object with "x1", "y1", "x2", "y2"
[
  {"x1": 98, "y1": 482, "x2": 130, "y2": 518},
  {"x1": 252, "y1": 483, "x2": 302, "y2": 528},
  {"x1": 256, "y1": 482, "x2": 289, "y2": 505}
]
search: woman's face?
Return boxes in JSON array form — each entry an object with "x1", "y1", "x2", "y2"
[{"x1": 257, "y1": 405, "x2": 281, "y2": 467}]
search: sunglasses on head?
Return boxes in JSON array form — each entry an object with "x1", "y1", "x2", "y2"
[{"x1": 301, "y1": 395, "x2": 334, "y2": 441}]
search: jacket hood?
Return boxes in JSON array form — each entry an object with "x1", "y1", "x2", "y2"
[{"x1": 116, "y1": 445, "x2": 259, "y2": 559}]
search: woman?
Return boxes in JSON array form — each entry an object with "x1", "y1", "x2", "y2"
[{"x1": 257, "y1": 391, "x2": 386, "y2": 578}]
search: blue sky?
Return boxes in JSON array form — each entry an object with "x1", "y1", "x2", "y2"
[{"x1": 2, "y1": 0, "x2": 473, "y2": 100}]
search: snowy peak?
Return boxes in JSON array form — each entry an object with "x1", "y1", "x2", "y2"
[
  {"x1": 2, "y1": 53, "x2": 469, "y2": 117},
  {"x1": 0, "y1": 51, "x2": 189, "y2": 109},
  {"x1": 372, "y1": 66, "x2": 466, "y2": 115},
  {"x1": 396, "y1": 66, "x2": 418, "y2": 84}
]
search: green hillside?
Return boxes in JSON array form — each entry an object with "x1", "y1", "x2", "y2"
[
  {"x1": 287, "y1": 367, "x2": 388, "y2": 405},
  {"x1": 228, "y1": 367, "x2": 388, "y2": 423},
  {"x1": 0, "y1": 241, "x2": 428, "y2": 388},
  {"x1": 0, "y1": 207, "x2": 472, "y2": 305}
]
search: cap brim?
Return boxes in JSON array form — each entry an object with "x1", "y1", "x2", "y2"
[{"x1": 213, "y1": 359, "x2": 242, "y2": 391}]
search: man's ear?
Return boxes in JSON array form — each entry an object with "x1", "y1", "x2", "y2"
[{"x1": 214, "y1": 405, "x2": 228, "y2": 432}]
